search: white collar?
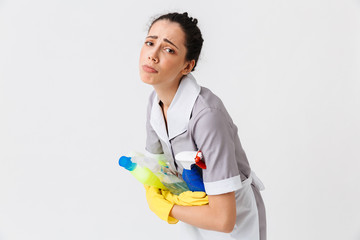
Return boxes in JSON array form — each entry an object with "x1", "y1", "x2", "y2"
[{"x1": 150, "y1": 73, "x2": 201, "y2": 143}]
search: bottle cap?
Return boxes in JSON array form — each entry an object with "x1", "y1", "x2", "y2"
[{"x1": 119, "y1": 156, "x2": 137, "y2": 171}]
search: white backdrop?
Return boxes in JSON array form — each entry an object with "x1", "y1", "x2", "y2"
[{"x1": 1, "y1": 0, "x2": 359, "y2": 239}]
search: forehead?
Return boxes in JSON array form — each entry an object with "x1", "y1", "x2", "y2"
[{"x1": 148, "y1": 20, "x2": 186, "y2": 47}]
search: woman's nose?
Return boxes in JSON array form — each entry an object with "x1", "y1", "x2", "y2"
[
  {"x1": 148, "y1": 48, "x2": 159, "y2": 63},
  {"x1": 148, "y1": 55, "x2": 159, "y2": 63}
]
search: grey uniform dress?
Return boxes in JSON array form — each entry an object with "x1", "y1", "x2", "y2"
[{"x1": 145, "y1": 73, "x2": 266, "y2": 240}]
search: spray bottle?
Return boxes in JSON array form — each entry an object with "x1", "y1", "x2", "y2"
[
  {"x1": 118, "y1": 156, "x2": 166, "y2": 190},
  {"x1": 140, "y1": 156, "x2": 190, "y2": 195},
  {"x1": 175, "y1": 151, "x2": 206, "y2": 192},
  {"x1": 119, "y1": 153, "x2": 189, "y2": 195}
]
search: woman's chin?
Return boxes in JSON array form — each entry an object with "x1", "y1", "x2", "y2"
[
  {"x1": 140, "y1": 72, "x2": 158, "y2": 85},
  {"x1": 140, "y1": 76, "x2": 156, "y2": 85}
]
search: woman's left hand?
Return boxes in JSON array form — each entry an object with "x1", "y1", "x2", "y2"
[{"x1": 144, "y1": 185, "x2": 179, "y2": 224}]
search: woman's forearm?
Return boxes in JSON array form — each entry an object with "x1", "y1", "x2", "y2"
[{"x1": 170, "y1": 192, "x2": 237, "y2": 233}]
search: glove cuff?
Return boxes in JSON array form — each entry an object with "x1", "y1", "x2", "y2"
[{"x1": 160, "y1": 202, "x2": 178, "y2": 224}]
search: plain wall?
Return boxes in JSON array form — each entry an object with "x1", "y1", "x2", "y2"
[{"x1": 1, "y1": 0, "x2": 359, "y2": 239}]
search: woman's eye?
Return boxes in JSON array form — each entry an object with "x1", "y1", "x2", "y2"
[
  {"x1": 145, "y1": 41, "x2": 153, "y2": 46},
  {"x1": 165, "y1": 48, "x2": 175, "y2": 54}
]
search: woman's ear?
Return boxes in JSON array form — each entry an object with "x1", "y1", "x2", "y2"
[{"x1": 182, "y1": 60, "x2": 196, "y2": 75}]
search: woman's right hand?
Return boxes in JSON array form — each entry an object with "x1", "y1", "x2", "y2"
[{"x1": 162, "y1": 190, "x2": 208, "y2": 206}]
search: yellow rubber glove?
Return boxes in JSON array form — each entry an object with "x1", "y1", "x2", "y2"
[
  {"x1": 144, "y1": 185, "x2": 179, "y2": 224},
  {"x1": 162, "y1": 190, "x2": 209, "y2": 206}
]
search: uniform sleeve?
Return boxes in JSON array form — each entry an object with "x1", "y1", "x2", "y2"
[
  {"x1": 192, "y1": 108, "x2": 242, "y2": 195},
  {"x1": 145, "y1": 92, "x2": 163, "y2": 154}
]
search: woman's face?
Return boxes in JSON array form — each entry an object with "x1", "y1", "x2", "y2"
[{"x1": 139, "y1": 20, "x2": 191, "y2": 88}]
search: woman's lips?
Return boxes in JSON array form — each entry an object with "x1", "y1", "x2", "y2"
[{"x1": 142, "y1": 65, "x2": 158, "y2": 73}]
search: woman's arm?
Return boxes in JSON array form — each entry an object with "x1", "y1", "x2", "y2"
[{"x1": 170, "y1": 191, "x2": 237, "y2": 233}]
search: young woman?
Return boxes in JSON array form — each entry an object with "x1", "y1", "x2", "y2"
[{"x1": 139, "y1": 12, "x2": 266, "y2": 240}]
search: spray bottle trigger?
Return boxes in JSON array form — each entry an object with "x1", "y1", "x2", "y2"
[{"x1": 195, "y1": 151, "x2": 206, "y2": 169}]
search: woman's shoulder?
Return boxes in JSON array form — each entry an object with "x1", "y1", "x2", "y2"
[
  {"x1": 190, "y1": 86, "x2": 235, "y2": 133},
  {"x1": 194, "y1": 86, "x2": 226, "y2": 114}
]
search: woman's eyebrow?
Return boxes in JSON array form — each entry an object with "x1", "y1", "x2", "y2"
[
  {"x1": 164, "y1": 38, "x2": 179, "y2": 49},
  {"x1": 146, "y1": 35, "x2": 179, "y2": 49}
]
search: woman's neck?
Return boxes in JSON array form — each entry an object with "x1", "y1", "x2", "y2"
[
  {"x1": 155, "y1": 88, "x2": 176, "y2": 109},
  {"x1": 154, "y1": 85, "x2": 176, "y2": 135},
  {"x1": 153, "y1": 78, "x2": 182, "y2": 109}
]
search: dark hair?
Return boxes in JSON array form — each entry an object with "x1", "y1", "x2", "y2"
[{"x1": 149, "y1": 12, "x2": 203, "y2": 71}]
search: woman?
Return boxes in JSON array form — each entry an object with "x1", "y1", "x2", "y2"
[{"x1": 139, "y1": 12, "x2": 266, "y2": 240}]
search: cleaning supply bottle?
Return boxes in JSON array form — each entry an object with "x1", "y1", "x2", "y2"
[
  {"x1": 119, "y1": 156, "x2": 166, "y2": 190},
  {"x1": 119, "y1": 154, "x2": 190, "y2": 195},
  {"x1": 139, "y1": 156, "x2": 190, "y2": 195}
]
